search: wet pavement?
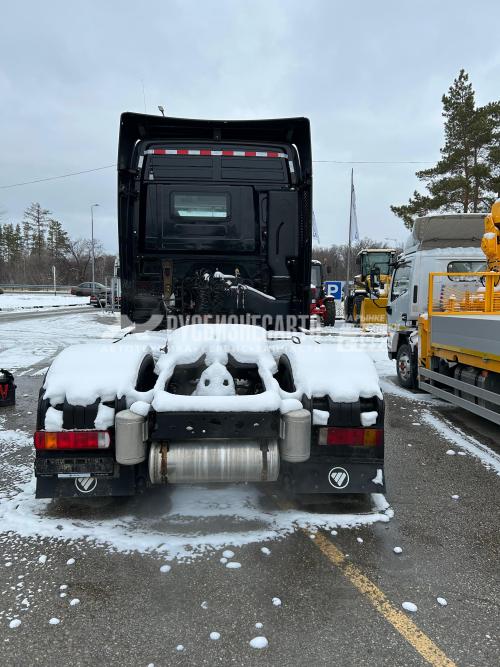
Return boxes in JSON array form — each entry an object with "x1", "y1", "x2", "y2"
[{"x1": 0, "y1": 311, "x2": 499, "y2": 666}]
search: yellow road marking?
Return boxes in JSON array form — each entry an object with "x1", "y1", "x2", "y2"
[
  {"x1": 271, "y1": 495, "x2": 456, "y2": 667},
  {"x1": 312, "y1": 533, "x2": 456, "y2": 667}
]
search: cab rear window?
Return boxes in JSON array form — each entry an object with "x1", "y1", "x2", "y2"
[{"x1": 172, "y1": 193, "x2": 229, "y2": 220}]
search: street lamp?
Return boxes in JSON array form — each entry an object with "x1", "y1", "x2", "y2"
[{"x1": 90, "y1": 204, "x2": 99, "y2": 291}]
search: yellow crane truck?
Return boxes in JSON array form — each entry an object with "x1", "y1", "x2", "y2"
[{"x1": 418, "y1": 200, "x2": 500, "y2": 424}]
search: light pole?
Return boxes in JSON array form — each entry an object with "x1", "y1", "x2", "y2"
[{"x1": 90, "y1": 204, "x2": 99, "y2": 291}]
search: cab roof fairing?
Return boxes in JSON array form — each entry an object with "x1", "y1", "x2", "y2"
[{"x1": 117, "y1": 112, "x2": 312, "y2": 183}]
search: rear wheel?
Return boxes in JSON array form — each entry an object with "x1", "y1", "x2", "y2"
[
  {"x1": 396, "y1": 343, "x2": 417, "y2": 389},
  {"x1": 324, "y1": 300, "x2": 336, "y2": 327}
]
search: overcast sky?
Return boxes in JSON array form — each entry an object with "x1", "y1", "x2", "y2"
[{"x1": 1, "y1": 0, "x2": 499, "y2": 253}]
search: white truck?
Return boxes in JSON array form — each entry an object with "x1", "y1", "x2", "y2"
[{"x1": 386, "y1": 213, "x2": 486, "y2": 388}]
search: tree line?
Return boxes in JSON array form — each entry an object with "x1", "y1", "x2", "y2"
[{"x1": 0, "y1": 202, "x2": 116, "y2": 285}]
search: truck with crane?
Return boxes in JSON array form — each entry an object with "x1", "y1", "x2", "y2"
[
  {"x1": 417, "y1": 201, "x2": 500, "y2": 424},
  {"x1": 386, "y1": 213, "x2": 486, "y2": 388},
  {"x1": 33, "y1": 113, "x2": 385, "y2": 499}
]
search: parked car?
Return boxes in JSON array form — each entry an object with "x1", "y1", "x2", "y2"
[{"x1": 71, "y1": 282, "x2": 109, "y2": 296}]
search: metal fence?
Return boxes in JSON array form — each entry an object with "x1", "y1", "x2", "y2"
[{"x1": 0, "y1": 284, "x2": 74, "y2": 293}]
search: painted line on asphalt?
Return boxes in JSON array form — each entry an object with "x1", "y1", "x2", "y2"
[
  {"x1": 311, "y1": 531, "x2": 456, "y2": 667},
  {"x1": 272, "y1": 494, "x2": 455, "y2": 667}
]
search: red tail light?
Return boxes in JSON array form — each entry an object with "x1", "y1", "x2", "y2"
[
  {"x1": 34, "y1": 431, "x2": 110, "y2": 450},
  {"x1": 319, "y1": 427, "x2": 383, "y2": 447}
]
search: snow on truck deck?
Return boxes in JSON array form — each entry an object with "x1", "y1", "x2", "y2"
[{"x1": 41, "y1": 323, "x2": 382, "y2": 422}]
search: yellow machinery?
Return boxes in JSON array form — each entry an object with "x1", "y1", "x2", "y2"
[
  {"x1": 348, "y1": 249, "x2": 396, "y2": 327},
  {"x1": 418, "y1": 200, "x2": 500, "y2": 424}
]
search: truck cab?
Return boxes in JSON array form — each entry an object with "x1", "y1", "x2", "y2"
[
  {"x1": 118, "y1": 114, "x2": 312, "y2": 328},
  {"x1": 386, "y1": 213, "x2": 485, "y2": 387}
]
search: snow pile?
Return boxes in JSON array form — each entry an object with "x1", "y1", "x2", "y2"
[
  {"x1": 279, "y1": 341, "x2": 382, "y2": 402},
  {"x1": 361, "y1": 411, "x2": 378, "y2": 427},
  {"x1": 94, "y1": 404, "x2": 115, "y2": 430},
  {"x1": 43, "y1": 343, "x2": 154, "y2": 407},
  {"x1": 40, "y1": 323, "x2": 384, "y2": 419},
  {"x1": 250, "y1": 636, "x2": 268, "y2": 649},
  {"x1": 152, "y1": 324, "x2": 283, "y2": 414},
  {"x1": 313, "y1": 409, "x2": 329, "y2": 425},
  {"x1": 402, "y1": 602, "x2": 417, "y2": 613}
]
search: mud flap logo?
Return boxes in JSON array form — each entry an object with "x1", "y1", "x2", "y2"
[
  {"x1": 328, "y1": 467, "x2": 349, "y2": 489},
  {"x1": 75, "y1": 477, "x2": 97, "y2": 494}
]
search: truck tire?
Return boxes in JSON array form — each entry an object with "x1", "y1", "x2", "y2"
[
  {"x1": 324, "y1": 300, "x2": 336, "y2": 327},
  {"x1": 396, "y1": 343, "x2": 417, "y2": 389}
]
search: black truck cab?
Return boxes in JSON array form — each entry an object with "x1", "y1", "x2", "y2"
[{"x1": 118, "y1": 114, "x2": 313, "y2": 327}]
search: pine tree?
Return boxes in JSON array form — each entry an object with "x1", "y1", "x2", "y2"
[
  {"x1": 392, "y1": 70, "x2": 500, "y2": 229},
  {"x1": 23, "y1": 202, "x2": 50, "y2": 258},
  {"x1": 47, "y1": 219, "x2": 70, "y2": 261}
]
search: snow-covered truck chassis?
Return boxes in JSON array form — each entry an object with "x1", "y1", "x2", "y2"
[
  {"x1": 34, "y1": 326, "x2": 385, "y2": 498},
  {"x1": 33, "y1": 114, "x2": 385, "y2": 498}
]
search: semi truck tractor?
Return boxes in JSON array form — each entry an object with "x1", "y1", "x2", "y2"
[
  {"x1": 33, "y1": 113, "x2": 385, "y2": 499},
  {"x1": 386, "y1": 213, "x2": 485, "y2": 388}
]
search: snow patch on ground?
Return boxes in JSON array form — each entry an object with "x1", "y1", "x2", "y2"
[
  {"x1": 0, "y1": 293, "x2": 89, "y2": 311},
  {"x1": 0, "y1": 474, "x2": 393, "y2": 562},
  {"x1": 422, "y1": 412, "x2": 500, "y2": 477}
]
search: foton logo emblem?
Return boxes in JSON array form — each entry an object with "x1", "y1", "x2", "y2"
[{"x1": 328, "y1": 467, "x2": 350, "y2": 489}]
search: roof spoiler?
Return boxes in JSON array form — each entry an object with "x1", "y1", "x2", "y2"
[{"x1": 117, "y1": 112, "x2": 312, "y2": 181}]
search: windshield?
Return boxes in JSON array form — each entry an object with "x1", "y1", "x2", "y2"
[
  {"x1": 311, "y1": 264, "x2": 322, "y2": 287},
  {"x1": 361, "y1": 252, "x2": 393, "y2": 276}
]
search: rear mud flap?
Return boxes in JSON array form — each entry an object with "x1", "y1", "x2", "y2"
[
  {"x1": 281, "y1": 459, "x2": 385, "y2": 494},
  {"x1": 35, "y1": 467, "x2": 137, "y2": 499}
]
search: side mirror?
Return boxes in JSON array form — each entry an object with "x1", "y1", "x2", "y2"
[{"x1": 386, "y1": 306, "x2": 392, "y2": 315}]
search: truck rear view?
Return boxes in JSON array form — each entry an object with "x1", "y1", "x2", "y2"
[{"x1": 33, "y1": 113, "x2": 385, "y2": 500}]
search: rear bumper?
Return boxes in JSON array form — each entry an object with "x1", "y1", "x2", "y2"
[{"x1": 281, "y1": 458, "x2": 385, "y2": 494}]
